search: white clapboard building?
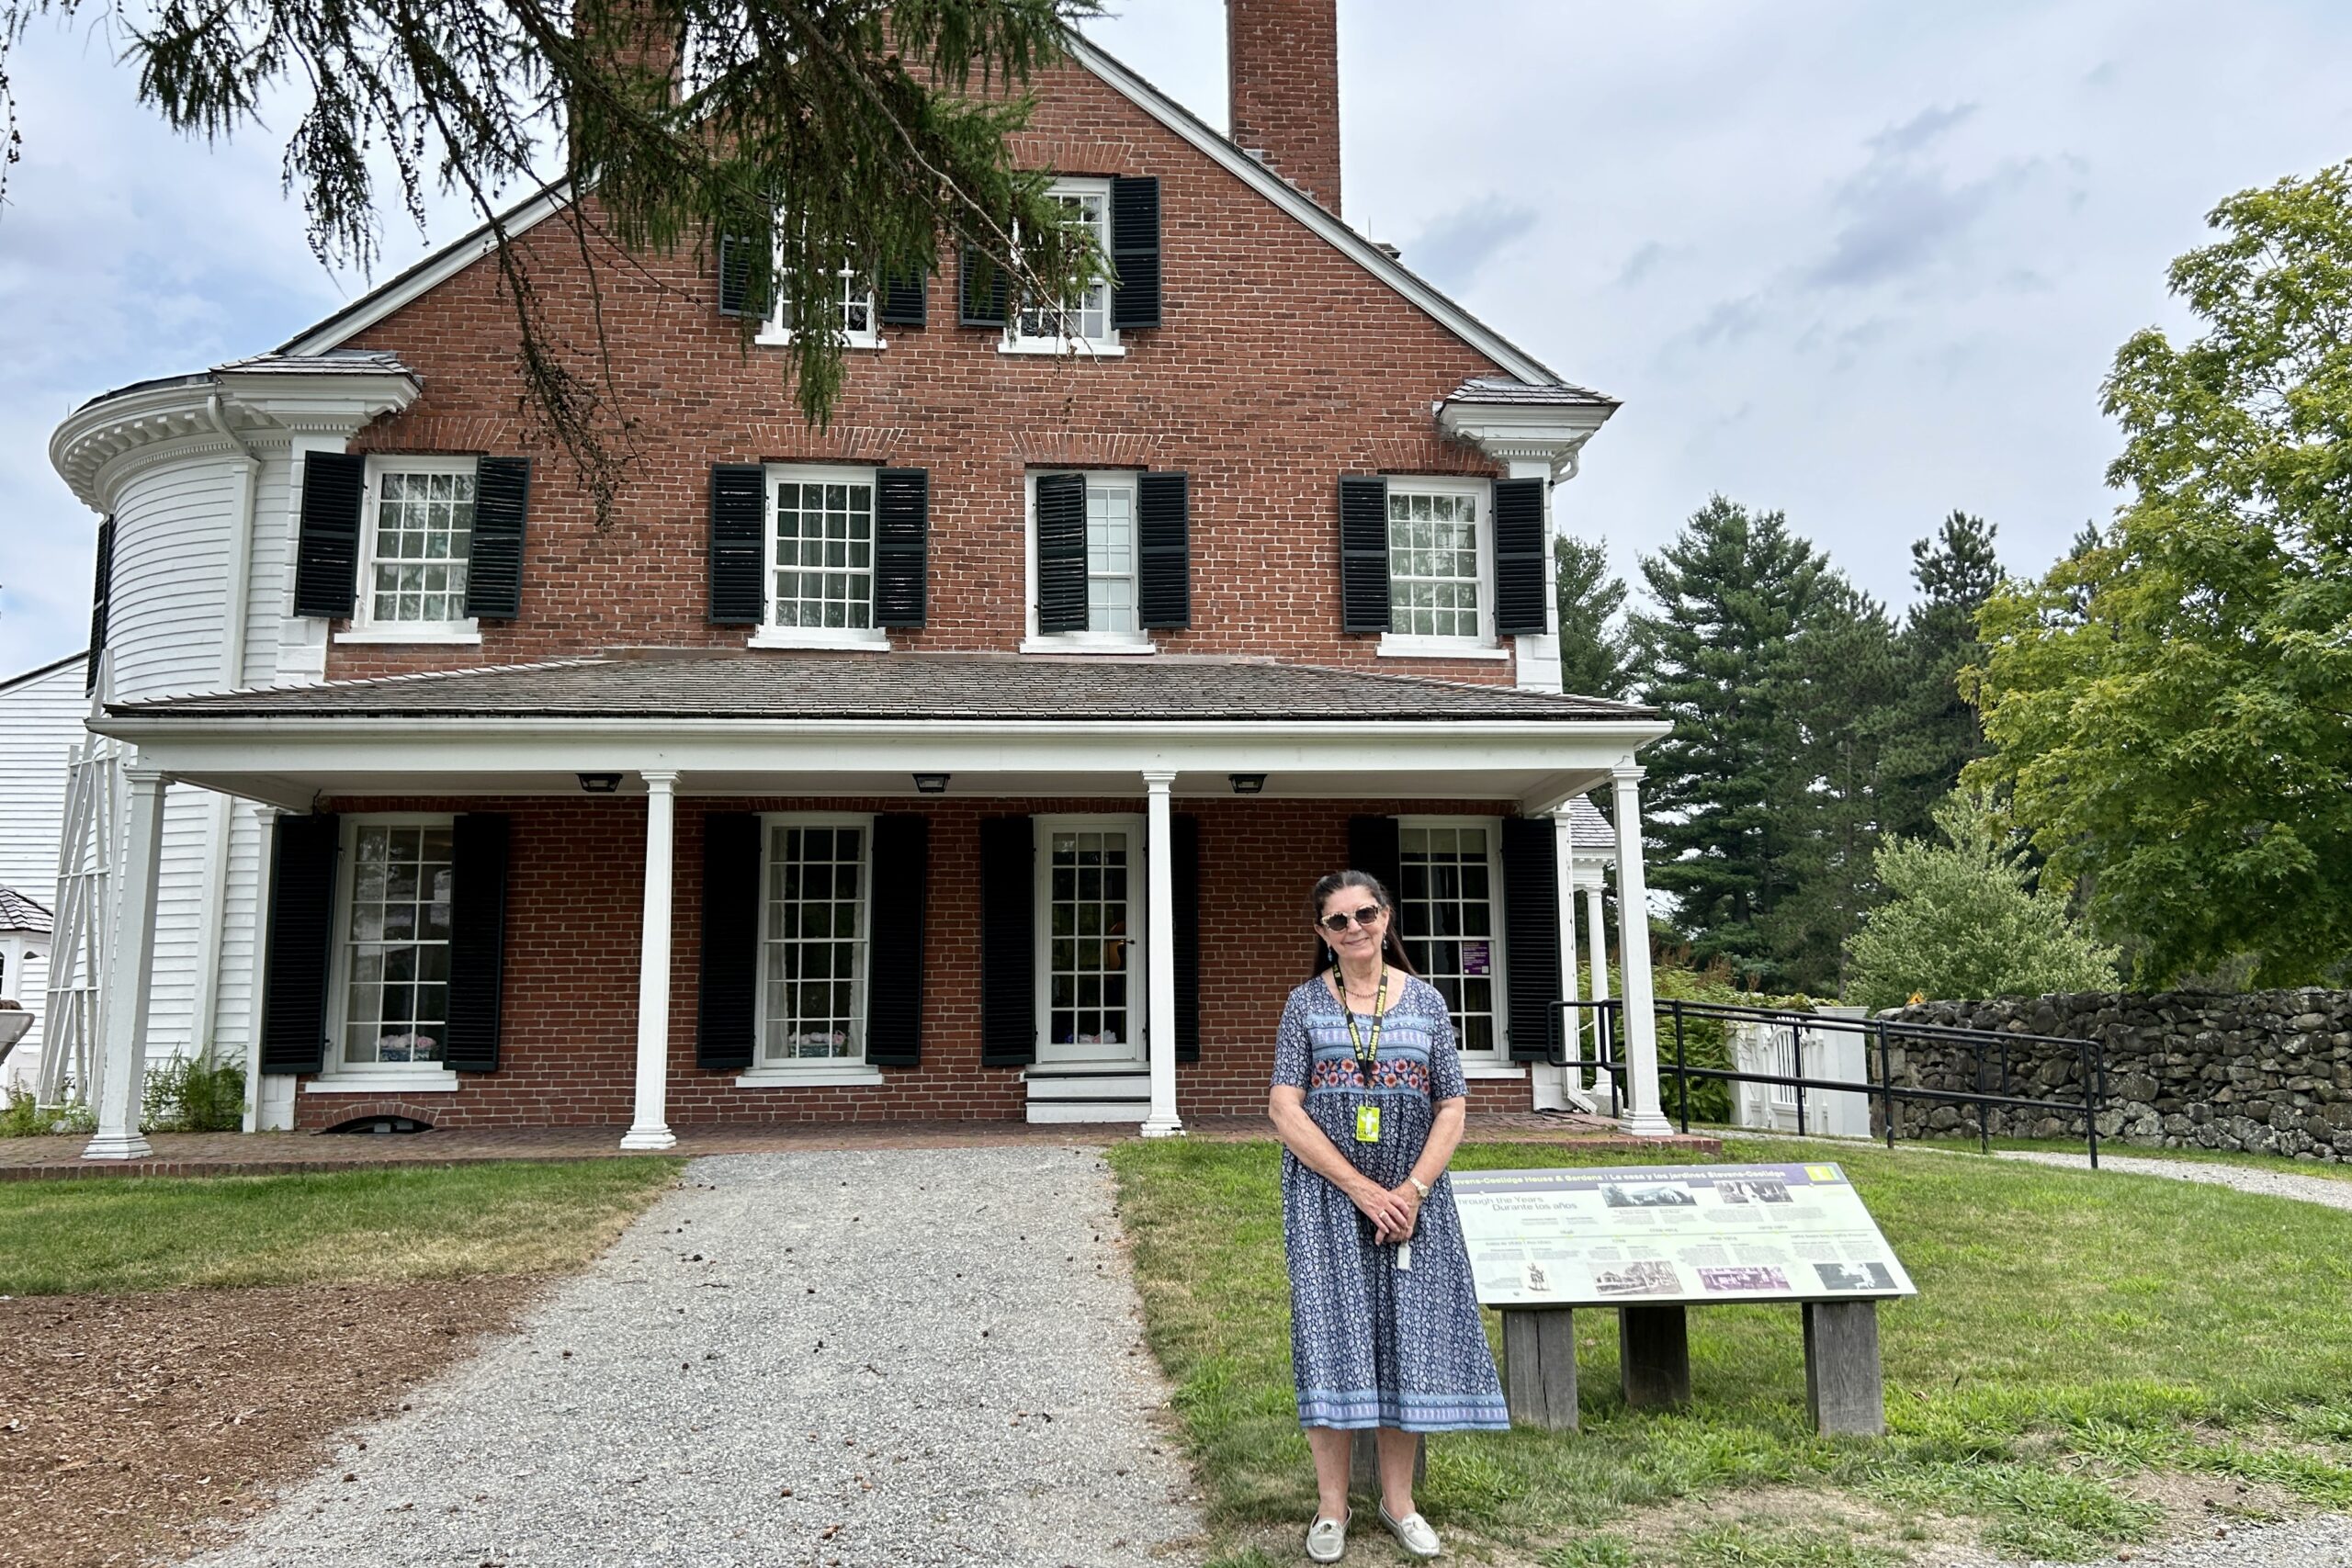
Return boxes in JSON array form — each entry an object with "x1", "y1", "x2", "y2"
[{"x1": 0, "y1": 651, "x2": 87, "y2": 1091}]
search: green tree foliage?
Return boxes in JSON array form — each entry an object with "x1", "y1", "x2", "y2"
[
  {"x1": 1764, "y1": 574, "x2": 1902, "y2": 994},
  {"x1": 1970, "y1": 164, "x2": 2352, "y2": 986},
  {"x1": 1629, "y1": 495, "x2": 1829, "y2": 984},
  {"x1": 0, "y1": 0, "x2": 1105, "y2": 518},
  {"x1": 1846, "y1": 792, "x2": 2119, "y2": 1010},
  {"x1": 1555, "y1": 532, "x2": 1632, "y2": 699},
  {"x1": 1879, "y1": 511, "x2": 2000, "y2": 844}
]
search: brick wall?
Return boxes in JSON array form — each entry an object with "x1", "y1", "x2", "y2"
[
  {"x1": 290, "y1": 794, "x2": 1544, "y2": 1130},
  {"x1": 329, "y1": 53, "x2": 1517, "y2": 684}
]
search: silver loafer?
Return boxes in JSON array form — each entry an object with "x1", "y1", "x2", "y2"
[
  {"x1": 1306, "y1": 1508, "x2": 1349, "y2": 1563},
  {"x1": 1379, "y1": 1504, "x2": 1442, "y2": 1559}
]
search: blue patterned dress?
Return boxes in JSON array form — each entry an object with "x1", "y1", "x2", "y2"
[{"x1": 1273, "y1": 973, "x2": 1510, "y2": 1431}]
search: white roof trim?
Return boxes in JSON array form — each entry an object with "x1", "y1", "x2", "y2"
[
  {"x1": 272, "y1": 39, "x2": 1577, "y2": 390},
  {"x1": 276, "y1": 181, "x2": 576, "y2": 355},
  {"x1": 1065, "y1": 37, "x2": 1564, "y2": 388}
]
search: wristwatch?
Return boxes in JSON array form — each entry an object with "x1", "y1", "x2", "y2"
[{"x1": 1407, "y1": 1176, "x2": 1431, "y2": 1200}]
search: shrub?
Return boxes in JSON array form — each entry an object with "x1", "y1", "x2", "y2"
[
  {"x1": 141, "y1": 1056, "x2": 246, "y2": 1133},
  {"x1": 1845, "y1": 790, "x2": 2120, "y2": 1011},
  {"x1": 0, "y1": 1089, "x2": 96, "y2": 1138}
]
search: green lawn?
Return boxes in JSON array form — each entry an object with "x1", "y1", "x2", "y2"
[
  {"x1": 0, "y1": 1159, "x2": 683, "y2": 1295},
  {"x1": 1107, "y1": 1136, "x2": 2352, "y2": 1566}
]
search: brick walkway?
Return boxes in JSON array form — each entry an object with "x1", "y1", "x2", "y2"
[{"x1": 0, "y1": 1112, "x2": 1715, "y2": 1181}]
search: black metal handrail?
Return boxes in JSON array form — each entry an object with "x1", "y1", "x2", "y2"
[{"x1": 1543, "y1": 995, "x2": 2108, "y2": 1168}]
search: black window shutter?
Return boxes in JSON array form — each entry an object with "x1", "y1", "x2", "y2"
[
  {"x1": 708, "y1": 464, "x2": 766, "y2": 625},
  {"x1": 1493, "y1": 477, "x2": 1549, "y2": 636},
  {"x1": 874, "y1": 468, "x2": 929, "y2": 628},
  {"x1": 978, "y1": 816, "x2": 1035, "y2": 1066},
  {"x1": 292, "y1": 451, "x2": 366, "y2": 619},
  {"x1": 1137, "y1": 471, "x2": 1190, "y2": 630},
  {"x1": 878, "y1": 269, "x2": 928, "y2": 327},
  {"x1": 959, "y1": 243, "x2": 1009, "y2": 327},
  {"x1": 1339, "y1": 475, "x2": 1391, "y2": 634},
  {"x1": 1110, "y1": 175, "x2": 1162, "y2": 330},
  {"x1": 865, "y1": 814, "x2": 928, "y2": 1066},
  {"x1": 1035, "y1": 472, "x2": 1089, "y2": 634},
  {"x1": 718, "y1": 231, "x2": 767, "y2": 318},
  {"x1": 260, "y1": 813, "x2": 340, "y2": 1076},
  {"x1": 85, "y1": 517, "x2": 114, "y2": 695},
  {"x1": 1347, "y1": 815, "x2": 1402, "y2": 907},
  {"x1": 465, "y1": 457, "x2": 530, "y2": 621},
  {"x1": 1173, "y1": 812, "x2": 1202, "y2": 1062},
  {"x1": 697, "y1": 812, "x2": 762, "y2": 1070},
  {"x1": 1499, "y1": 816, "x2": 1563, "y2": 1063},
  {"x1": 444, "y1": 813, "x2": 510, "y2": 1073}
]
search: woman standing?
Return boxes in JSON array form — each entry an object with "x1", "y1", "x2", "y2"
[{"x1": 1268, "y1": 869, "x2": 1509, "y2": 1562}]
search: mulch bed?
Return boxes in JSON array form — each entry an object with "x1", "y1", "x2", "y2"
[{"x1": 0, "y1": 1278, "x2": 545, "y2": 1568}]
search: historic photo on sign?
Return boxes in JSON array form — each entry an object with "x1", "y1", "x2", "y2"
[
  {"x1": 1601, "y1": 1182, "x2": 1697, "y2": 1209},
  {"x1": 1815, "y1": 1262, "x2": 1897, "y2": 1292}
]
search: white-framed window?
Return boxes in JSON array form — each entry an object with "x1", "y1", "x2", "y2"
[
  {"x1": 1022, "y1": 468, "x2": 1149, "y2": 653},
  {"x1": 756, "y1": 256, "x2": 883, "y2": 350},
  {"x1": 1381, "y1": 477, "x2": 1499, "y2": 658},
  {"x1": 1396, "y1": 818, "x2": 1507, "y2": 1059},
  {"x1": 755, "y1": 815, "x2": 875, "y2": 1067},
  {"x1": 325, "y1": 815, "x2": 458, "y2": 1078},
  {"x1": 345, "y1": 457, "x2": 480, "y2": 642},
  {"x1": 1003, "y1": 178, "x2": 1119, "y2": 356},
  {"x1": 753, "y1": 464, "x2": 887, "y2": 649}
]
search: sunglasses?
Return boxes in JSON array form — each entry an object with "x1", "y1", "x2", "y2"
[{"x1": 1317, "y1": 905, "x2": 1387, "y2": 932}]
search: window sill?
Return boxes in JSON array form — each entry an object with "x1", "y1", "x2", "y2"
[
  {"x1": 735, "y1": 1065, "x2": 886, "y2": 1088},
  {"x1": 754, "y1": 329, "x2": 887, "y2": 351},
  {"x1": 305, "y1": 1069, "x2": 462, "y2": 1094},
  {"x1": 1462, "y1": 1064, "x2": 1530, "y2": 1080},
  {"x1": 748, "y1": 629, "x2": 892, "y2": 652},
  {"x1": 998, "y1": 338, "x2": 1125, "y2": 358},
  {"x1": 1376, "y1": 637, "x2": 1510, "y2": 661},
  {"x1": 1020, "y1": 637, "x2": 1156, "y2": 657},
  {"x1": 334, "y1": 626, "x2": 482, "y2": 646}
]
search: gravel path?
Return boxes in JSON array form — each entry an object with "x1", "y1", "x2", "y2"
[
  {"x1": 178, "y1": 1146, "x2": 1204, "y2": 1568},
  {"x1": 1983, "y1": 1147, "x2": 2352, "y2": 1213},
  {"x1": 1949, "y1": 1511, "x2": 2352, "y2": 1568}
]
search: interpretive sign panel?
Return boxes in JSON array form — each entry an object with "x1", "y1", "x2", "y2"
[{"x1": 1453, "y1": 1164, "x2": 1916, "y2": 1308}]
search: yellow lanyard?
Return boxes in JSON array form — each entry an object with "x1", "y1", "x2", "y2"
[{"x1": 1338, "y1": 967, "x2": 1388, "y2": 1072}]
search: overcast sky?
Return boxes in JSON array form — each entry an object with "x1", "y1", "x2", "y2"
[{"x1": 4, "y1": 0, "x2": 2349, "y2": 678}]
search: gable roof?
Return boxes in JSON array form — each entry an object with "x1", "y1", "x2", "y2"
[
  {"x1": 277, "y1": 35, "x2": 1593, "y2": 395},
  {"x1": 0, "y1": 885, "x2": 52, "y2": 935},
  {"x1": 0, "y1": 651, "x2": 86, "y2": 697}
]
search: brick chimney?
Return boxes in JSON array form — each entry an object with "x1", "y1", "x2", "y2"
[{"x1": 1227, "y1": 0, "x2": 1342, "y2": 217}]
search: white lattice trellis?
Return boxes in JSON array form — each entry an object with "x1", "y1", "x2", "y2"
[{"x1": 39, "y1": 730, "x2": 122, "y2": 1105}]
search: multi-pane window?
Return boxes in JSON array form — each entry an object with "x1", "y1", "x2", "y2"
[
  {"x1": 1386, "y1": 484, "x2": 1485, "y2": 640},
  {"x1": 1013, "y1": 184, "x2": 1112, "y2": 346},
  {"x1": 1087, "y1": 481, "x2": 1138, "y2": 635},
  {"x1": 1047, "y1": 829, "x2": 1133, "y2": 1050},
  {"x1": 769, "y1": 468, "x2": 876, "y2": 631},
  {"x1": 772, "y1": 262, "x2": 877, "y2": 345},
  {"x1": 1396, "y1": 824, "x2": 1500, "y2": 1055},
  {"x1": 367, "y1": 468, "x2": 474, "y2": 625},
  {"x1": 761, "y1": 822, "x2": 871, "y2": 1063},
  {"x1": 341, "y1": 822, "x2": 453, "y2": 1066}
]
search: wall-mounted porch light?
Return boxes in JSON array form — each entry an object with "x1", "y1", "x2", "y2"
[
  {"x1": 912, "y1": 773, "x2": 951, "y2": 795},
  {"x1": 1228, "y1": 773, "x2": 1268, "y2": 795},
  {"x1": 577, "y1": 773, "x2": 623, "y2": 794}
]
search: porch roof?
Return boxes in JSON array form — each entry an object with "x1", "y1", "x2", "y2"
[{"x1": 105, "y1": 652, "x2": 1657, "y2": 724}]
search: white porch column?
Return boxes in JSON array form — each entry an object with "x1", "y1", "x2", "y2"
[
  {"x1": 1531, "y1": 811, "x2": 1589, "y2": 1112},
  {"x1": 84, "y1": 766, "x2": 169, "y2": 1160},
  {"x1": 1584, "y1": 883, "x2": 1611, "y2": 1111},
  {"x1": 621, "y1": 771, "x2": 680, "y2": 1151},
  {"x1": 1611, "y1": 765, "x2": 1673, "y2": 1137},
  {"x1": 1141, "y1": 770, "x2": 1184, "y2": 1138}
]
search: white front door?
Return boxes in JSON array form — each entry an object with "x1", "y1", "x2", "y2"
[{"x1": 1035, "y1": 815, "x2": 1147, "y2": 1066}]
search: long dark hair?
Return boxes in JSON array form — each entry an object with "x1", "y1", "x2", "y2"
[{"x1": 1308, "y1": 869, "x2": 1417, "y2": 978}]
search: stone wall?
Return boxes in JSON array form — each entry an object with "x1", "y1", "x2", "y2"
[{"x1": 1874, "y1": 989, "x2": 2352, "y2": 1161}]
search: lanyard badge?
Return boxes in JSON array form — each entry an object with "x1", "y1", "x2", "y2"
[
  {"x1": 1340, "y1": 968, "x2": 1389, "y2": 1145},
  {"x1": 1354, "y1": 1104, "x2": 1382, "y2": 1144}
]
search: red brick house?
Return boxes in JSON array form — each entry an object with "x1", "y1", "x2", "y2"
[{"x1": 52, "y1": 1, "x2": 1673, "y2": 1158}]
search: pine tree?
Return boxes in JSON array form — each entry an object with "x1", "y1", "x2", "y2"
[
  {"x1": 1628, "y1": 495, "x2": 1829, "y2": 984},
  {"x1": 0, "y1": 0, "x2": 1106, "y2": 521},
  {"x1": 1555, "y1": 532, "x2": 1631, "y2": 699},
  {"x1": 1878, "y1": 511, "x2": 2002, "y2": 843}
]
